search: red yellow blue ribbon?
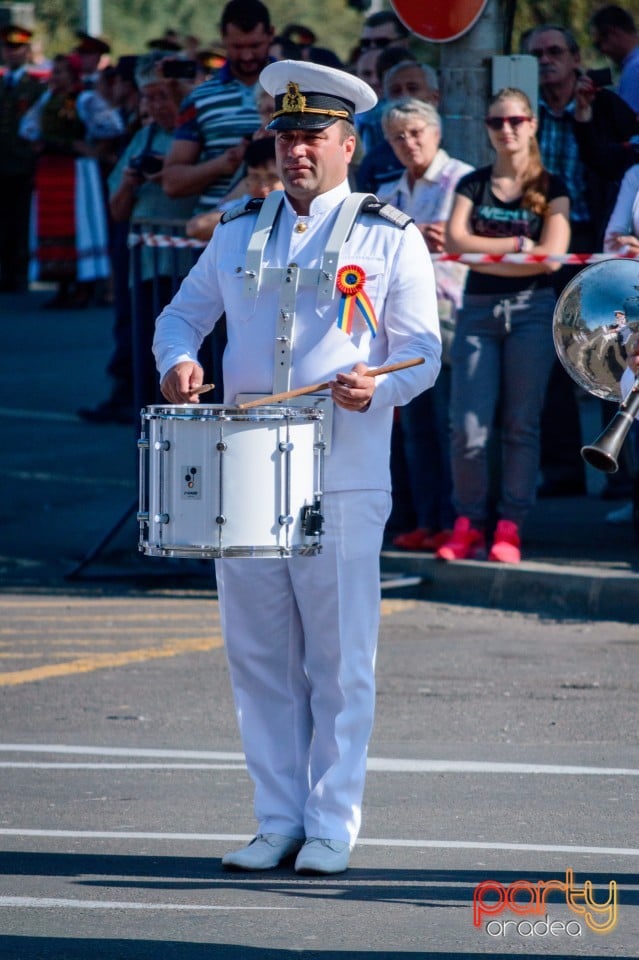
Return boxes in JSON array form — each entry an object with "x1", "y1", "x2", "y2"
[{"x1": 336, "y1": 264, "x2": 378, "y2": 337}]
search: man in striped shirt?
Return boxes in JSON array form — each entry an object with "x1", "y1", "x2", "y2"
[{"x1": 162, "y1": 0, "x2": 274, "y2": 212}]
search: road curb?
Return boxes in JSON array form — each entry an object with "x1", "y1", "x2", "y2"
[{"x1": 381, "y1": 551, "x2": 639, "y2": 623}]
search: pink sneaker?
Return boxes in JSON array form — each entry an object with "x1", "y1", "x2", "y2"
[
  {"x1": 435, "y1": 517, "x2": 485, "y2": 561},
  {"x1": 422, "y1": 529, "x2": 453, "y2": 551},
  {"x1": 488, "y1": 519, "x2": 521, "y2": 563},
  {"x1": 392, "y1": 527, "x2": 434, "y2": 550},
  {"x1": 393, "y1": 528, "x2": 453, "y2": 551}
]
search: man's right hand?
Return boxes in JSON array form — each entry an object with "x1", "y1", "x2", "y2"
[
  {"x1": 160, "y1": 361, "x2": 205, "y2": 403},
  {"x1": 574, "y1": 73, "x2": 596, "y2": 123},
  {"x1": 211, "y1": 140, "x2": 250, "y2": 179},
  {"x1": 163, "y1": 140, "x2": 248, "y2": 197}
]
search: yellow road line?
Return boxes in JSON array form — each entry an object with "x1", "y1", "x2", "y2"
[
  {"x1": 0, "y1": 598, "x2": 214, "y2": 610},
  {"x1": 0, "y1": 597, "x2": 415, "y2": 687},
  {"x1": 0, "y1": 625, "x2": 220, "y2": 638},
  {"x1": 381, "y1": 598, "x2": 416, "y2": 614},
  {"x1": 0, "y1": 635, "x2": 224, "y2": 687},
  {"x1": 0, "y1": 615, "x2": 220, "y2": 628}
]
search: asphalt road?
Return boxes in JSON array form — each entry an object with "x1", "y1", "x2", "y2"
[
  {"x1": 1, "y1": 286, "x2": 638, "y2": 957},
  {"x1": 1, "y1": 590, "x2": 638, "y2": 958}
]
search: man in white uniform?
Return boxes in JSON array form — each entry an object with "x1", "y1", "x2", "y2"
[{"x1": 153, "y1": 60, "x2": 441, "y2": 874}]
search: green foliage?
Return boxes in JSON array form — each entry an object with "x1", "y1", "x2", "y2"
[
  {"x1": 31, "y1": 0, "x2": 639, "y2": 70},
  {"x1": 32, "y1": 0, "x2": 366, "y2": 63},
  {"x1": 513, "y1": 0, "x2": 639, "y2": 65}
]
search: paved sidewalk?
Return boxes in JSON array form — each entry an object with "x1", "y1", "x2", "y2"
[
  {"x1": 382, "y1": 494, "x2": 639, "y2": 623},
  {"x1": 1, "y1": 288, "x2": 637, "y2": 622}
]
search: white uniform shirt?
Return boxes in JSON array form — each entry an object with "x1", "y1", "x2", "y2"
[
  {"x1": 153, "y1": 179, "x2": 441, "y2": 493},
  {"x1": 378, "y1": 149, "x2": 473, "y2": 311},
  {"x1": 604, "y1": 164, "x2": 639, "y2": 252}
]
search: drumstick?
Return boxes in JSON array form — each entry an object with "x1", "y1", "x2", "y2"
[
  {"x1": 237, "y1": 357, "x2": 425, "y2": 410},
  {"x1": 190, "y1": 383, "x2": 216, "y2": 396}
]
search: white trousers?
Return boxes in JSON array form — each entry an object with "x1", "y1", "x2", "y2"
[{"x1": 215, "y1": 489, "x2": 391, "y2": 845}]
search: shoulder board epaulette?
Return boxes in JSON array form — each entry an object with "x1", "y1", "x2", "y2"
[
  {"x1": 360, "y1": 198, "x2": 414, "y2": 230},
  {"x1": 220, "y1": 197, "x2": 265, "y2": 225}
]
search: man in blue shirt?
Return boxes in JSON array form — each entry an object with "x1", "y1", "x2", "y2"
[{"x1": 589, "y1": 5, "x2": 639, "y2": 115}]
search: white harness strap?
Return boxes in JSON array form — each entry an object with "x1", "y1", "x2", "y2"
[
  {"x1": 243, "y1": 191, "x2": 285, "y2": 300},
  {"x1": 273, "y1": 261, "x2": 302, "y2": 393},
  {"x1": 317, "y1": 193, "x2": 375, "y2": 302},
  {"x1": 242, "y1": 192, "x2": 373, "y2": 393}
]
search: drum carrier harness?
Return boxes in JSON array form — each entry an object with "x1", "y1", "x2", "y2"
[
  {"x1": 221, "y1": 191, "x2": 412, "y2": 541},
  {"x1": 222, "y1": 190, "x2": 412, "y2": 396}
]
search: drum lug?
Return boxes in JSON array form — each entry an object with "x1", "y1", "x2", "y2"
[
  {"x1": 278, "y1": 514, "x2": 294, "y2": 526},
  {"x1": 279, "y1": 441, "x2": 294, "y2": 452},
  {"x1": 137, "y1": 511, "x2": 149, "y2": 522},
  {"x1": 216, "y1": 441, "x2": 227, "y2": 451},
  {"x1": 154, "y1": 513, "x2": 170, "y2": 524},
  {"x1": 137, "y1": 438, "x2": 149, "y2": 451},
  {"x1": 301, "y1": 499, "x2": 324, "y2": 537},
  {"x1": 216, "y1": 515, "x2": 226, "y2": 526},
  {"x1": 154, "y1": 440, "x2": 170, "y2": 451}
]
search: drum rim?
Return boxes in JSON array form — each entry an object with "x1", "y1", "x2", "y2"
[
  {"x1": 141, "y1": 403, "x2": 323, "y2": 422},
  {"x1": 139, "y1": 542, "x2": 322, "y2": 558}
]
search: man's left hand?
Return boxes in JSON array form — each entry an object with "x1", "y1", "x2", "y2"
[{"x1": 330, "y1": 362, "x2": 376, "y2": 412}]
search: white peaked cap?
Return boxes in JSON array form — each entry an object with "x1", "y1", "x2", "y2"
[{"x1": 260, "y1": 59, "x2": 378, "y2": 130}]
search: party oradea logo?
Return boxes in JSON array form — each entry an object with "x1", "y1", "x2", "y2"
[{"x1": 473, "y1": 869, "x2": 617, "y2": 938}]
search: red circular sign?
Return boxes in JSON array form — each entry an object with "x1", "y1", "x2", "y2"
[{"x1": 390, "y1": 0, "x2": 489, "y2": 42}]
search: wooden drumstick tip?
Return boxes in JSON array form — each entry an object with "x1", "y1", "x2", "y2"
[{"x1": 192, "y1": 383, "x2": 215, "y2": 396}]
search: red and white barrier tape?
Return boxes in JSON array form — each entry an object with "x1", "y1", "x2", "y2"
[
  {"x1": 432, "y1": 252, "x2": 639, "y2": 264},
  {"x1": 128, "y1": 232, "x2": 206, "y2": 249},
  {"x1": 128, "y1": 232, "x2": 639, "y2": 264}
]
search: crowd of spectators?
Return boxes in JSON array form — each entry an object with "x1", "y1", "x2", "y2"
[{"x1": 1, "y1": 2, "x2": 638, "y2": 557}]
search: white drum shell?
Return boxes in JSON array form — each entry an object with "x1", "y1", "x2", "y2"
[{"x1": 138, "y1": 405, "x2": 324, "y2": 558}]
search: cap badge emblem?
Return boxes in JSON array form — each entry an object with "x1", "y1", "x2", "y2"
[{"x1": 282, "y1": 81, "x2": 307, "y2": 114}]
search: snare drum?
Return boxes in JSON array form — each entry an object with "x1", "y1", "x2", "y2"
[{"x1": 138, "y1": 404, "x2": 324, "y2": 558}]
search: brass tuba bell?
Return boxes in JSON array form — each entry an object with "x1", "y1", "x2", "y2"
[{"x1": 553, "y1": 258, "x2": 639, "y2": 474}]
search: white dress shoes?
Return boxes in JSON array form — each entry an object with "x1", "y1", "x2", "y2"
[
  {"x1": 222, "y1": 833, "x2": 303, "y2": 871},
  {"x1": 294, "y1": 837, "x2": 351, "y2": 875}
]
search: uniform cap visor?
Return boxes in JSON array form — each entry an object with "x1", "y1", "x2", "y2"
[{"x1": 267, "y1": 113, "x2": 340, "y2": 131}]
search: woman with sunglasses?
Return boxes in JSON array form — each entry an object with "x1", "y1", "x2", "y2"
[{"x1": 436, "y1": 87, "x2": 570, "y2": 563}]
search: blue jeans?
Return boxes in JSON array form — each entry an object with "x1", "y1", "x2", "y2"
[{"x1": 450, "y1": 287, "x2": 557, "y2": 529}]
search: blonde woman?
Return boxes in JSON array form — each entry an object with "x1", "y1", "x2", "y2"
[{"x1": 437, "y1": 87, "x2": 570, "y2": 563}]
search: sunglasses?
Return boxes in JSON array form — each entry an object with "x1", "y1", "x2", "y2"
[
  {"x1": 484, "y1": 115, "x2": 532, "y2": 131},
  {"x1": 529, "y1": 45, "x2": 569, "y2": 58},
  {"x1": 359, "y1": 37, "x2": 393, "y2": 49}
]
